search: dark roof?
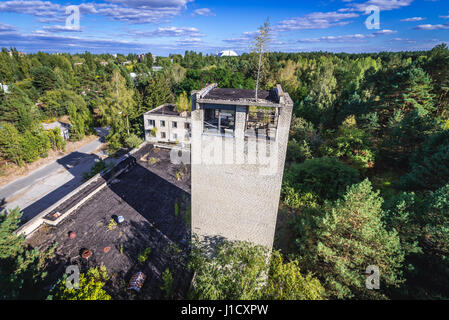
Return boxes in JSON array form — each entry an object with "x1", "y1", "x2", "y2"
[
  {"x1": 147, "y1": 104, "x2": 181, "y2": 116},
  {"x1": 203, "y1": 88, "x2": 279, "y2": 104}
]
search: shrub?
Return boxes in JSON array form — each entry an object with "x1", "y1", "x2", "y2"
[
  {"x1": 137, "y1": 248, "x2": 151, "y2": 263},
  {"x1": 284, "y1": 157, "x2": 359, "y2": 202},
  {"x1": 161, "y1": 268, "x2": 175, "y2": 299},
  {"x1": 83, "y1": 160, "x2": 107, "y2": 181},
  {"x1": 52, "y1": 266, "x2": 111, "y2": 300},
  {"x1": 124, "y1": 133, "x2": 143, "y2": 150},
  {"x1": 188, "y1": 241, "x2": 325, "y2": 300}
]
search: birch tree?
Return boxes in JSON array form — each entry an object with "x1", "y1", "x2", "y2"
[{"x1": 252, "y1": 18, "x2": 271, "y2": 101}]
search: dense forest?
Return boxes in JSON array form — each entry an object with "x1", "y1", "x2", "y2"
[{"x1": 0, "y1": 44, "x2": 448, "y2": 300}]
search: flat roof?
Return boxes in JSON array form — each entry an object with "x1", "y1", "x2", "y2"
[
  {"x1": 204, "y1": 87, "x2": 279, "y2": 105},
  {"x1": 27, "y1": 144, "x2": 192, "y2": 299},
  {"x1": 144, "y1": 104, "x2": 189, "y2": 117}
]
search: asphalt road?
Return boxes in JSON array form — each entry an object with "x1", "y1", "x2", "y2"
[{"x1": 0, "y1": 128, "x2": 114, "y2": 221}]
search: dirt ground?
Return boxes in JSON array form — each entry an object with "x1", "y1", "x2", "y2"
[{"x1": 0, "y1": 135, "x2": 99, "y2": 188}]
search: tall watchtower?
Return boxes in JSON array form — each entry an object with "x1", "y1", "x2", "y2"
[{"x1": 190, "y1": 84, "x2": 293, "y2": 249}]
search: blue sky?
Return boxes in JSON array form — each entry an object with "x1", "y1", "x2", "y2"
[{"x1": 0, "y1": 0, "x2": 448, "y2": 55}]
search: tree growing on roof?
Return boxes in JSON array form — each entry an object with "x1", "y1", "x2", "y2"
[{"x1": 252, "y1": 18, "x2": 271, "y2": 102}]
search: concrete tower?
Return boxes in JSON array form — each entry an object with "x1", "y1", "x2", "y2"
[{"x1": 190, "y1": 84, "x2": 293, "y2": 249}]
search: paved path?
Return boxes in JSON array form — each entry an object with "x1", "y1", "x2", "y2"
[{"x1": 0, "y1": 128, "x2": 115, "y2": 221}]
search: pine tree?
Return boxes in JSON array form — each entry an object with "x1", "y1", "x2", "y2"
[
  {"x1": 0, "y1": 208, "x2": 55, "y2": 299},
  {"x1": 297, "y1": 179, "x2": 405, "y2": 299}
]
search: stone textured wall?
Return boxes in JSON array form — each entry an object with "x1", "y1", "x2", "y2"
[{"x1": 191, "y1": 89, "x2": 293, "y2": 249}]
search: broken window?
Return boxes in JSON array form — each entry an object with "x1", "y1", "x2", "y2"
[
  {"x1": 203, "y1": 106, "x2": 235, "y2": 137},
  {"x1": 245, "y1": 106, "x2": 278, "y2": 141}
]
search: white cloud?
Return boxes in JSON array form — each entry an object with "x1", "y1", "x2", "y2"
[
  {"x1": 276, "y1": 11, "x2": 359, "y2": 31},
  {"x1": 414, "y1": 23, "x2": 449, "y2": 30},
  {"x1": 297, "y1": 29, "x2": 396, "y2": 43},
  {"x1": 194, "y1": 8, "x2": 215, "y2": 16},
  {"x1": 130, "y1": 26, "x2": 203, "y2": 38},
  {"x1": 0, "y1": 0, "x2": 190, "y2": 24},
  {"x1": 42, "y1": 25, "x2": 83, "y2": 33},
  {"x1": 0, "y1": 22, "x2": 16, "y2": 32},
  {"x1": 349, "y1": 0, "x2": 415, "y2": 12},
  {"x1": 401, "y1": 17, "x2": 426, "y2": 22}
]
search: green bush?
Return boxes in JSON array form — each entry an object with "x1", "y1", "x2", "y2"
[
  {"x1": 83, "y1": 160, "x2": 108, "y2": 181},
  {"x1": 52, "y1": 266, "x2": 111, "y2": 300},
  {"x1": 188, "y1": 241, "x2": 325, "y2": 300},
  {"x1": 284, "y1": 157, "x2": 359, "y2": 202},
  {"x1": 124, "y1": 133, "x2": 143, "y2": 150}
]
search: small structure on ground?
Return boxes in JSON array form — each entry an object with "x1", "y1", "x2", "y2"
[
  {"x1": 42, "y1": 121, "x2": 71, "y2": 140},
  {"x1": 143, "y1": 104, "x2": 191, "y2": 146},
  {"x1": 0, "y1": 83, "x2": 9, "y2": 93},
  {"x1": 218, "y1": 50, "x2": 238, "y2": 57}
]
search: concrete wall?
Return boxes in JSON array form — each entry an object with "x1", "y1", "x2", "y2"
[
  {"x1": 191, "y1": 86, "x2": 293, "y2": 249},
  {"x1": 143, "y1": 113, "x2": 190, "y2": 145}
]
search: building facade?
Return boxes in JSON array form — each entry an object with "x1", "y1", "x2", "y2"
[
  {"x1": 143, "y1": 104, "x2": 191, "y2": 145},
  {"x1": 190, "y1": 84, "x2": 293, "y2": 249}
]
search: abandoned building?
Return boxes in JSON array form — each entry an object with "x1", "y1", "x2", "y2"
[
  {"x1": 190, "y1": 84, "x2": 293, "y2": 249},
  {"x1": 21, "y1": 144, "x2": 192, "y2": 299},
  {"x1": 16, "y1": 84, "x2": 292, "y2": 298},
  {"x1": 42, "y1": 121, "x2": 71, "y2": 140},
  {"x1": 143, "y1": 104, "x2": 191, "y2": 146}
]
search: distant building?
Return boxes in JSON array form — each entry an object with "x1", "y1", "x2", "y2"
[
  {"x1": 143, "y1": 104, "x2": 191, "y2": 145},
  {"x1": 100, "y1": 61, "x2": 109, "y2": 66},
  {"x1": 122, "y1": 61, "x2": 131, "y2": 66},
  {"x1": 42, "y1": 121, "x2": 71, "y2": 140},
  {"x1": 152, "y1": 66, "x2": 163, "y2": 72},
  {"x1": 0, "y1": 83, "x2": 9, "y2": 93},
  {"x1": 218, "y1": 50, "x2": 238, "y2": 57},
  {"x1": 74, "y1": 62, "x2": 83, "y2": 66},
  {"x1": 8, "y1": 51, "x2": 25, "y2": 57},
  {"x1": 137, "y1": 54, "x2": 146, "y2": 63}
]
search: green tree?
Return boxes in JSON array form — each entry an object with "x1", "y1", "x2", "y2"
[
  {"x1": 252, "y1": 18, "x2": 271, "y2": 101},
  {"x1": 175, "y1": 91, "x2": 190, "y2": 113},
  {"x1": 189, "y1": 241, "x2": 324, "y2": 300},
  {"x1": 31, "y1": 66, "x2": 59, "y2": 93},
  {"x1": 0, "y1": 122, "x2": 24, "y2": 165},
  {"x1": 296, "y1": 180, "x2": 405, "y2": 299},
  {"x1": 385, "y1": 184, "x2": 449, "y2": 299},
  {"x1": 0, "y1": 208, "x2": 55, "y2": 299},
  {"x1": 283, "y1": 157, "x2": 359, "y2": 202},
  {"x1": 399, "y1": 130, "x2": 449, "y2": 191},
  {"x1": 321, "y1": 115, "x2": 375, "y2": 171}
]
